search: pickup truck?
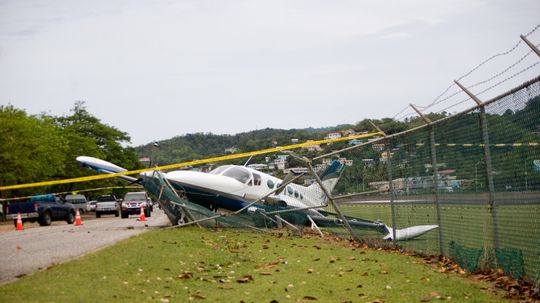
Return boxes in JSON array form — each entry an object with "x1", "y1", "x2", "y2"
[
  {"x1": 95, "y1": 194, "x2": 119, "y2": 218},
  {"x1": 7, "y1": 194, "x2": 76, "y2": 226}
]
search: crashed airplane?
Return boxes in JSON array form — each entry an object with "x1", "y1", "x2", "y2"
[{"x1": 77, "y1": 156, "x2": 437, "y2": 240}]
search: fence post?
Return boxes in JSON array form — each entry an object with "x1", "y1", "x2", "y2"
[
  {"x1": 520, "y1": 34, "x2": 540, "y2": 58},
  {"x1": 429, "y1": 128, "x2": 445, "y2": 255},
  {"x1": 455, "y1": 81, "x2": 500, "y2": 255},
  {"x1": 410, "y1": 104, "x2": 445, "y2": 255},
  {"x1": 306, "y1": 161, "x2": 359, "y2": 241},
  {"x1": 369, "y1": 122, "x2": 397, "y2": 243},
  {"x1": 384, "y1": 137, "x2": 397, "y2": 243}
]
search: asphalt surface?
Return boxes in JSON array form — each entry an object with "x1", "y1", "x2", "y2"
[{"x1": 0, "y1": 209, "x2": 170, "y2": 285}]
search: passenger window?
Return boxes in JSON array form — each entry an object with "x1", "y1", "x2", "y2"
[
  {"x1": 253, "y1": 173, "x2": 261, "y2": 186},
  {"x1": 267, "y1": 179, "x2": 275, "y2": 189},
  {"x1": 287, "y1": 186, "x2": 293, "y2": 195}
]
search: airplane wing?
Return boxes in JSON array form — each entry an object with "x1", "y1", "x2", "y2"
[{"x1": 76, "y1": 156, "x2": 139, "y2": 183}]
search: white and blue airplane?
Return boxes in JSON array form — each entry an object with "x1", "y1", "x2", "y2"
[{"x1": 76, "y1": 156, "x2": 437, "y2": 240}]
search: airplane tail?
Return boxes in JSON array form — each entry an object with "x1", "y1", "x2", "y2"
[{"x1": 306, "y1": 160, "x2": 345, "y2": 206}]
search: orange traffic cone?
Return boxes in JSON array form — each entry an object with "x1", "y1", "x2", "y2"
[
  {"x1": 15, "y1": 213, "x2": 24, "y2": 231},
  {"x1": 75, "y1": 208, "x2": 83, "y2": 226},
  {"x1": 138, "y1": 206, "x2": 146, "y2": 222}
]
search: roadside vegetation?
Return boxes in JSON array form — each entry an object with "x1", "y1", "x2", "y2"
[
  {"x1": 0, "y1": 101, "x2": 142, "y2": 199},
  {"x1": 0, "y1": 227, "x2": 509, "y2": 302}
]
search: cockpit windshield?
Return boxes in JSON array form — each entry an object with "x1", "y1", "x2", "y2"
[
  {"x1": 222, "y1": 167, "x2": 252, "y2": 184},
  {"x1": 209, "y1": 165, "x2": 232, "y2": 175}
]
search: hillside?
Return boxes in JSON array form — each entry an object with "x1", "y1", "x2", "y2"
[{"x1": 136, "y1": 126, "x2": 353, "y2": 166}]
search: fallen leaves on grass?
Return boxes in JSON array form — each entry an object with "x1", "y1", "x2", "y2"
[
  {"x1": 302, "y1": 295, "x2": 318, "y2": 300},
  {"x1": 255, "y1": 260, "x2": 280, "y2": 270},
  {"x1": 419, "y1": 291, "x2": 442, "y2": 302},
  {"x1": 475, "y1": 269, "x2": 540, "y2": 301},
  {"x1": 177, "y1": 271, "x2": 193, "y2": 279},
  {"x1": 236, "y1": 275, "x2": 254, "y2": 283}
]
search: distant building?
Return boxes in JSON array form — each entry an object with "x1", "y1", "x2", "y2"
[
  {"x1": 325, "y1": 132, "x2": 342, "y2": 140},
  {"x1": 291, "y1": 138, "x2": 299, "y2": 143},
  {"x1": 274, "y1": 155, "x2": 288, "y2": 170},
  {"x1": 372, "y1": 143, "x2": 385, "y2": 152},
  {"x1": 362, "y1": 159, "x2": 375, "y2": 167},
  {"x1": 348, "y1": 139, "x2": 364, "y2": 145},
  {"x1": 225, "y1": 147, "x2": 238, "y2": 154},
  {"x1": 283, "y1": 167, "x2": 308, "y2": 174},
  {"x1": 247, "y1": 163, "x2": 269, "y2": 171},
  {"x1": 380, "y1": 151, "x2": 394, "y2": 163},
  {"x1": 313, "y1": 164, "x2": 325, "y2": 172},
  {"x1": 302, "y1": 140, "x2": 323, "y2": 152}
]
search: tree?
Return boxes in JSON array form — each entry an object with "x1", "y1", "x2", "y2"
[
  {"x1": 0, "y1": 105, "x2": 65, "y2": 197},
  {"x1": 54, "y1": 101, "x2": 142, "y2": 191}
]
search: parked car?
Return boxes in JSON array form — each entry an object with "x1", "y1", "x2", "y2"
[
  {"x1": 86, "y1": 200, "x2": 97, "y2": 212},
  {"x1": 120, "y1": 192, "x2": 152, "y2": 219},
  {"x1": 95, "y1": 195, "x2": 119, "y2": 218},
  {"x1": 64, "y1": 194, "x2": 88, "y2": 214},
  {"x1": 6, "y1": 194, "x2": 76, "y2": 226}
]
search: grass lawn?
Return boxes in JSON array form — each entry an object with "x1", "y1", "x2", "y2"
[
  {"x1": 0, "y1": 227, "x2": 509, "y2": 302},
  {"x1": 337, "y1": 202, "x2": 540, "y2": 278}
]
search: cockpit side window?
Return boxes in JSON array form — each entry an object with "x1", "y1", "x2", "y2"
[
  {"x1": 222, "y1": 167, "x2": 252, "y2": 184},
  {"x1": 209, "y1": 165, "x2": 232, "y2": 175},
  {"x1": 253, "y1": 173, "x2": 261, "y2": 186}
]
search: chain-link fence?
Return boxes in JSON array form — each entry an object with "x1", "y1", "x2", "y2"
[{"x1": 332, "y1": 76, "x2": 540, "y2": 281}]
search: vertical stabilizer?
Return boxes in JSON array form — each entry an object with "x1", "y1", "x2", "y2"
[{"x1": 306, "y1": 160, "x2": 345, "y2": 206}]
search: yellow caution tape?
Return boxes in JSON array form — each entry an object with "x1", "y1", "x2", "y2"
[
  {"x1": 0, "y1": 186, "x2": 144, "y2": 202},
  {"x1": 0, "y1": 132, "x2": 384, "y2": 191}
]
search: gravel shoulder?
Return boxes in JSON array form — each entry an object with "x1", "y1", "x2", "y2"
[{"x1": 0, "y1": 209, "x2": 170, "y2": 285}]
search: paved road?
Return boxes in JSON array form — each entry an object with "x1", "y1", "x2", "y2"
[{"x1": 0, "y1": 209, "x2": 170, "y2": 285}]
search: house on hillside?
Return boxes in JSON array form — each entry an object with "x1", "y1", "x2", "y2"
[
  {"x1": 302, "y1": 140, "x2": 323, "y2": 152},
  {"x1": 325, "y1": 132, "x2": 342, "y2": 140}
]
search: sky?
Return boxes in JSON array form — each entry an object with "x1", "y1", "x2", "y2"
[{"x1": 1, "y1": 0, "x2": 539, "y2": 146}]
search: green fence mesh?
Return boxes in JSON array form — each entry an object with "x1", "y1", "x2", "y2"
[{"x1": 331, "y1": 77, "x2": 540, "y2": 282}]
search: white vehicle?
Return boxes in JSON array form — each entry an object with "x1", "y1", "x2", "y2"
[
  {"x1": 65, "y1": 194, "x2": 88, "y2": 214},
  {"x1": 86, "y1": 200, "x2": 97, "y2": 212},
  {"x1": 95, "y1": 195, "x2": 119, "y2": 218}
]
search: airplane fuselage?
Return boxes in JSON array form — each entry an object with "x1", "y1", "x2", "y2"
[{"x1": 164, "y1": 165, "x2": 325, "y2": 214}]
